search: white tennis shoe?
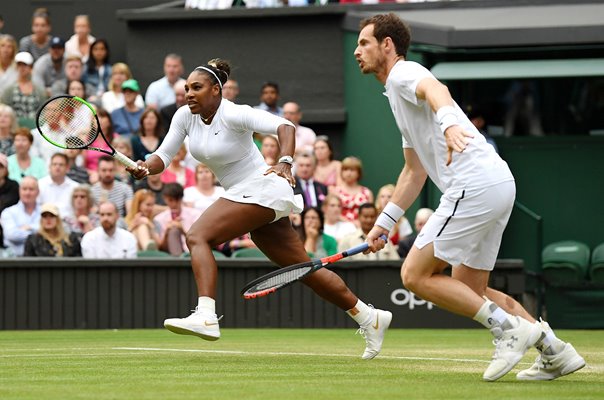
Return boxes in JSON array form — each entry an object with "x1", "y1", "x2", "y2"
[
  {"x1": 516, "y1": 321, "x2": 586, "y2": 381},
  {"x1": 483, "y1": 316, "x2": 544, "y2": 381},
  {"x1": 164, "y1": 307, "x2": 221, "y2": 341},
  {"x1": 357, "y1": 308, "x2": 392, "y2": 360}
]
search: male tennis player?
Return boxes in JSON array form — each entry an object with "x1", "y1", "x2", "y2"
[{"x1": 356, "y1": 13, "x2": 585, "y2": 381}]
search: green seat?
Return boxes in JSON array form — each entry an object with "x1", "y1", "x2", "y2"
[
  {"x1": 137, "y1": 249, "x2": 173, "y2": 258},
  {"x1": 589, "y1": 243, "x2": 604, "y2": 283},
  {"x1": 541, "y1": 241, "x2": 590, "y2": 285},
  {"x1": 230, "y1": 247, "x2": 268, "y2": 259}
]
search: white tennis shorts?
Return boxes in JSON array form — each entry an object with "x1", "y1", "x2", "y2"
[
  {"x1": 414, "y1": 180, "x2": 516, "y2": 271},
  {"x1": 222, "y1": 170, "x2": 303, "y2": 222}
]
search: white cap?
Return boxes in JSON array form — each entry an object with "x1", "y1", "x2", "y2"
[{"x1": 15, "y1": 52, "x2": 34, "y2": 66}]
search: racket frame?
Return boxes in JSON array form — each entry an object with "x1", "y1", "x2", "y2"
[
  {"x1": 36, "y1": 95, "x2": 138, "y2": 168},
  {"x1": 240, "y1": 234, "x2": 387, "y2": 299}
]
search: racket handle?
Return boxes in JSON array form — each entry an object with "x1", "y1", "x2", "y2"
[
  {"x1": 342, "y1": 234, "x2": 388, "y2": 257},
  {"x1": 113, "y1": 150, "x2": 138, "y2": 169}
]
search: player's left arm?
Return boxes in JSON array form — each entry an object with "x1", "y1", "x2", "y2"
[{"x1": 416, "y1": 77, "x2": 474, "y2": 166}]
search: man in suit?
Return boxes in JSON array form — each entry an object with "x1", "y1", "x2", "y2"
[{"x1": 293, "y1": 153, "x2": 327, "y2": 210}]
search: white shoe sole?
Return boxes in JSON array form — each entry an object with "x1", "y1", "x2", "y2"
[
  {"x1": 164, "y1": 321, "x2": 220, "y2": 341},
  {"x1": 517, "y1": 356, "x2": 586, "y2": 381}
]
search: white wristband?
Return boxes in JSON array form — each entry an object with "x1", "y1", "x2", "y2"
[
  {"x1": 375, "y1": 202, "x2": 405, "y2": 232},
  {"x1": 436, "y1": 105, "x2": 459, "y2": 134}
]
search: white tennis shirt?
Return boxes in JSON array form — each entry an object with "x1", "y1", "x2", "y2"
[
  {"x1": 384, "y1": 61, "x2": 513, "y2": 193},
  {"x1": 155, "y1": 99, "x2": 294, "y2": 190}
]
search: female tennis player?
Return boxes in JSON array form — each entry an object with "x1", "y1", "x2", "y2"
[{"x1": 128, "y1": 59, "x2": 391, "y2": 359}]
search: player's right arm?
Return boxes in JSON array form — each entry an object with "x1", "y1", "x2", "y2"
[{"x1": 366, "y1": 148, "x2": 427, "y2": 252}]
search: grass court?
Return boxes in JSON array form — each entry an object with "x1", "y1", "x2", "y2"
[{"x1": 1, "y1": 328, "x2": 603, "y2": 399}]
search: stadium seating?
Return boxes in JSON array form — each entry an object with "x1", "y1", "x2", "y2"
[
  {"x1": 588, "y1": 242, "x2": 604, "y2": 283},
  {"x1": 230, "y1": 248, "x2": 268, "y2": 259},
  {"x1": 541, "y1": 240, "x2": 590, "y2": 285}
]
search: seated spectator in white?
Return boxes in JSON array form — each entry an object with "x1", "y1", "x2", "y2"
[
  {"x1": 0, "y1": 153, "x2": 19, "y2": 252},
  {"x1": 254, "y1": 81, "x2": 283, "y2": 116},
  {"x1": 183, "y1": 163, "x2": 225, "y2": 214},
  {"x1": 283, "y1": 102, "x2": 316, "y2": 155},
  {"x1": 338, "y1": 203, "x2": 399, "y2": 261},
  {"x1": 0, "y1": 176, "x2": 40, "y2": 256},
  {"x1": 38, "y1": 152, "x2": 79, "y2": 217},
  {"x1": 153, "y1": 183, "x2": 201, "y2": 256},
  {"x1": 90, "y1": 156, "x2": 133, "y2": 217},
  {"x1": 24, "y1": 203, "x2": 81, "y2": 256},
  {"x1": 110, "y1": 79, "x2": 144, "y2": 136},
  {"x1": 31, "y1": 36, "x2": 65, "y2": 96},
  {"x1": 81, "y1": 201, "x2": 137, "y2": 258},
  {"x1": 62, "y1": 184, "x2": 99, "y2": 237},
  {"x1": 0, "y1": 34, "x2": 19, "y2": 96},
  {"x1": 125, "y1": 189, "x2": 161, "y2": 251},
  {"x1": 64, "y1": 15, "x2": 95, "y2": 64},
  {"x1": 145, "y1": 54, "x2": 184, "y2": 110},
  {"x1": 398, "y1": 208, "x2": 434, "y2": 259},
  {"x1": 49, "y1": 54, "x2": 94, "y2": 98},
  {"x1": 321, "y1": 193, "x2": 356, "y2": 242},
  {"x1": 7, "y1": 127, "x2": 48, "y2": 183},
  {"x1": 101, "y1": 62, "x2": 145, "y2": 113}
]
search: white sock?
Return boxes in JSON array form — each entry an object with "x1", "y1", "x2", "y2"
[
  {"x1": 473, "y1": 299, "x2": 516, "y2": 331},
  {"x1": 536, "y1": 320, "x2": 566, "y2": 354},
  {"x1": 197, "y1": 296, "x2": 216, "y2": 314},
  {"x1": 346, "y1": 299, "x2": 373, "y2": 326}
]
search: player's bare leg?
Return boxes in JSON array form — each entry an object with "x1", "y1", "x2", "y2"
[
  {"x1": 402, "y1": 242, "x2": 543, "y2": 381},
  {"x1": 252, "y1": 218, "x2": 392, "y2": 359}
]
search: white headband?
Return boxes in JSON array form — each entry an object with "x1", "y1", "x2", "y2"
[{"x1": 195, "y1": 66, "x2": 223, "y2": 89}]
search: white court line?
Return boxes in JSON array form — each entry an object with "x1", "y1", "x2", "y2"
[{"x1": 113, "y1": 347, "x2": 495, "y2": 364}]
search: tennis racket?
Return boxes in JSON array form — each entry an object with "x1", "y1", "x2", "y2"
[
  {"x1": 241, "y1": 234, "x2": 388, "y2": 299},
  {"x1": 36, "y1": 95, "x2": 137, "y2": 168}
]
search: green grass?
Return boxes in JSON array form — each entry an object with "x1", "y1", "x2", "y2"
[{"x1": 1, "y1": 329, "x2": 603, "y2": 400}]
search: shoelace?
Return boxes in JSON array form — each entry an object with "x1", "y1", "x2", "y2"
[{"x1": 491, "y1": 337, "x2": 503, "y2": 359}]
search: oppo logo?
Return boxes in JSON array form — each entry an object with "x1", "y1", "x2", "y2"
[{"x1": 390, "y1": 289, "x2": 434, "y2": 310}]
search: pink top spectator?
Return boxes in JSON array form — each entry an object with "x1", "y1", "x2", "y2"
[
  {"x1": 153, "y1": 205, "x2": 201, "y2": 252},
  {"x1": 161, "y1": 167, "x2": 196, "y2": 188}
]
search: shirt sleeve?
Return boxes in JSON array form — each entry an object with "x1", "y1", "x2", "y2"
[
  {"x1": 231, "y1": 104, "x2": 295, "y2": 136},
  {"x1": 1, "y1": 208, "x2": 35, "y2": 244},
  {"x1": 153, "y1": 106, "x2": 189, "y2": 170},
  {"x1": 393, "y1": 62, "x2": 434, "y2": 107},
  {"x1": 80, "y1": 232, "x2": 95, "y2": 258}
]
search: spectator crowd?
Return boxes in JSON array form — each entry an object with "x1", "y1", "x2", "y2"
[{"x1": 0, "y1": 8, "x2": 432, "y2": 260}]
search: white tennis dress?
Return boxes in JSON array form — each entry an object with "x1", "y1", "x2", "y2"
[
  {"x1": 154, "y1": 99, "x2": 303, "y2": 221},
  {"x1": 385, "y1": 61, "x2": 516, "y2": 270}
]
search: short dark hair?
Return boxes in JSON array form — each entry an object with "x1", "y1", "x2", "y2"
[
  {"x1": 51, "y1": 152, "x2": 69, "y2": 164},
  {"x1": 98, "y1": 155, "x2": 114, "y2": 166},
  {"x1": 162, "y1": 182, "x2": 184, "y2": 200},
  {"x1": 261, "y1": 81, "x2": 279, "y2": 94},
  {"x1": 358, "y1": 202, "x2": 377, "y2": 215},
  {"x1": 360, "y1": 13, "x2": 411, "y2": 58}
]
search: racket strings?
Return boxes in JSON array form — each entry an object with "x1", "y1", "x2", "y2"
[
  {"x1": 38, "y1": 97, "x2": 98, "y2": 148},
  {"x1": 252, "y1": 266, "x2": 314, "y2": 291}
]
